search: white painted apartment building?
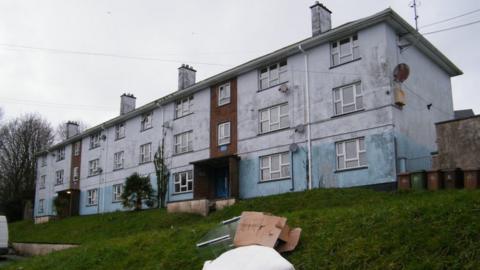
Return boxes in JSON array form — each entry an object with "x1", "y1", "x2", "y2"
[{"x1": 34, "y1": 2, "x2": 461, "y2": 221}]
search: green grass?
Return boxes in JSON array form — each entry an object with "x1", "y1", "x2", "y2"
[{"x1": 7, "y1": 189, "x2": 480, "y2": 269}]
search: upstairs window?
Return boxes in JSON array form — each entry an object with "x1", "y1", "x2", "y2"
[
  {"x1": 73, "y1": 167, "x2": 80, "y2": 182},
  {"x1": 55, "y1": 170, "x2": 64, "y2": 185},
  {"x1": 87, "y1": 189, "x2": 98, "y2": 206},
  {"x1": 41, "y1": 156, "x2": 47, "y2": 166},
  {"x1": 139, "y1": 143, "x2": 152, "y2": 163},
  {"x1": 175, "y1": 96, "x2": 194, "y2": 118},
  {"x1": 259, "y1": 61, "x2": 288, "y2": 90},
  {"x1": 88, "y1": 159, "x2": 100, "y2": 176},
  {"x1": 73, "y1": 141, "x2": 81, "y2": 156},
  {"x1": 56, "y1": 147, "x2": 65, "y2": 161},
  {"x1": 260, "y1": 152, "x2": 290, "y2": 181},
  {"x1": 39, "y1": 175, "x2": 46, "y2": 189},
  {"x1": 331, "y1": 34, "x2": 359, "y2": 66},
  {"x1": 174, "y1": 131, "x2": 193, "y2": 154},
  {"x1": 90, "y1": 132, "x2": 101, "y2": 149},
  {"x1": 141, "y1": 112, "x2": 153, "y2": 131},
  {"x1": 218, "y1": 83, "x2": 231, "y2": 106},
  {"x1": 218, "y1": 122, "x2": 231, "y2": 146},
  {"x1": 174, "y1": 171, "x2": 193, "y2": 194},
  {"x1": 112, "y1": 184, "x2": 123, "y2": 202},
  {"x1": 333, "y1": 82, "x2": 363, "y2": 115},
  {"x1": 336, "y1": 137, "x2": 367, "y2": 170},
  {"x1": 259, "y1": 103, "x2": 289, "y2": 134},
  {"x1": 114, "y1": 151, "x2": 124, "y2": 170},
  {"x1": 115, "y1": 122, "x2": 126, "y2": 140}
]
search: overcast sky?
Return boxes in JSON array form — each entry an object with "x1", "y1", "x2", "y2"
[{"x1": 0, "y1": 0, "x2": 478, "y2": 128}]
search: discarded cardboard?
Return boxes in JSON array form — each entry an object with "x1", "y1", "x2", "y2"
[{"x1": 233, "y1": 211, "x2": 301, "y2": 253}]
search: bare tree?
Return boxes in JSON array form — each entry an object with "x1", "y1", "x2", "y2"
[
  {"x1": 0, "y1": 113, "x2": 54, "y2": 221},
  {"x1": 54, "y1": 120, "x2": 88, "y2": 143}
]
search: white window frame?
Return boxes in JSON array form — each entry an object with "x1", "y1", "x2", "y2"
[
  {"x1": 333, "y1": 82, "x2": 363, "y2": 116},
  {"x1": 56, "y1": 147, "x2": 65, "y2": 161},
  {"x1": 217, "y1": 122, "x2": 231, "y2": 146},
  {"x1": 39, "y1": 175, "x2": 46, "y2": 189},
  {"x1": 218, "y1": 83, "x2": 231, "y2": 106},
  {"x1": 331, "y1": 34, "x2": 359, "y2": 66},
  {"x1": 41, "y1": 156, "x2": 47, "y2": 167},
  {"x1": 174, "y1": 131, "x2": 193, "y2": 154},
  {"x1": 89, "y1": 132, "x2": 101, "y2": 149},
  {"x1": 115, "y1": 122, "x2": 126, "y2": 140},
  {"x1": 87, "y1": 189, "x2": 98, "y2": 206},
  {"x1": 38, "y1": 199, "x2": 44, "y2": 214},
  {"x1": 175, "y1": 96, "x2": 194, "y2": 119},
  {"x1": 88, "y1": 159, "x2": 100, "y2": 176},
  {"x1": 336, "y1": 137, "x2": 367, "y2": 170},
  {"x1": 112, "y1": 184, "x2": 123, "y2": 202},
  {"x1": 139, "y1": 143, "x2": 152, "y2": 163},
  {"x1": 113, "y1": 151, "x2": 125, "y2": 170},
  {"x1": 55, "y1": 170, "x2": 64, "y2": 185},
  {"x1": 260, "y1": 152, "x2": 290, "y2": 182},
  {"x1": 141, "y1": 112, "x2": 153, "y2": 131},
  {"x1": 73, "y1": 141, "x2": 81, "y2": 156},
  {"x1": 259, "y1": 103, "x2": 289, "y2": 134},
  {"x1": 174, "y1": 170, "x2": 193, "y2": 194},
  {"x1": 259, "y1": 60, "x2": 288, "y2": 90},
  {"x1": 73, "y1": 167, "x2": 80, "y2": 182}
]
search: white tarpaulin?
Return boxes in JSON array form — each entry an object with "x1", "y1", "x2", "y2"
[{"x1": 202, "y1": 245, "x2": 295, "y2": 270}]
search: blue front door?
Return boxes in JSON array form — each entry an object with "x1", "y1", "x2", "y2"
[{"x1": 215, "y1": 167, "x2": 229, "y2": 198}]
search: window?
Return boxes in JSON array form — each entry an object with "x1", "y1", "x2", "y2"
[
  {"x1": 55, "y1": 170, "x2": 64, "y2": 185},
  {"x1": 331, "y1": 34, "x2": 359, "y2": 66},
  {"x1": 336, "y1": 137, "x2": 367, "y2": 170},
  {"x1": 87, "y1": 189, "x2": 98, "y2": 206},
  {"x1": 73, "y1": 141, "x2": 81, "y2": 156},
  {"x1": 218, "y1": 122, "x2": 231, "y2": 146},
  {"x1": 259, "y1": 61, "x2": 288, "y2": 90},
  {"x1": 56, "y1": 147, "x2": 65, "y2": 161},
  {"x1": 333, "y1": 82, "x2": 363, "y2": 115},
  {"x1": 88, "y1": 159, "x2": 100, "y2": 176},
  {"x1": 218, "y1": 83, "x2": 231, "y2": 106},
  {"x1": 260, "y1": 152, "x2": 290, "y2": 181},
  {"x1": 38, "y1": 199, "x2": 44, "y2": 214},
  {"x1": 114, "y1": 151, "x2": 125, "y2": 169},
  {"x1": 73, "y1": 167, "x2": 80, "y2": 182},
  {"x1": 90, "y1": 132, "x2": 101, "y2": 149},
  {"x1": 175, "y1": 96, "x2": 194, "y2": 118},
  {"x1": 174, "y1": 171, "x2": 193, "y2": 193},
  {"x1": 39, "y1": 175, "x2": 46, "y2": 189},
  {"x1": 259, "y1": 103, "x2": 289, "y2": 134},
  {"x1": 41, "y1": 156, "x2": 47, "y2": 167},
  {"x1": 115, "y1": 122, "x2": 126, "y2": 140},
  {"x1": 139, "y1": 143, "x2": 152, "y2": 163},
  {"x1": 141, "y1": 112, "x2": 153, "y2": 131},
  {"x1": 112, "y1": 184, "x2": 123, "y2": 202},
  {"x1": 174, "y1": 131, "x2": 193, "y2": 154}
]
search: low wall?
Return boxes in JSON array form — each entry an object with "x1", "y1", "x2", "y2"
[
  {"x1": 34, "y1": 216, "x2": 56, "y2": 224},
  {"x1": 12, "y1": 242, "x2": 78, "y2": 256},
  {"x1": 167, "y1": 199, "x2": 209, "y2": 216}
]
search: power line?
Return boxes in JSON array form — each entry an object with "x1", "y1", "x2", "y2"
[
  {"x1": 0, "y1": 97, "x2": 117, "y2": 111},
  {"x1": 422, "y1": 18, "x2": 480, "y2": 35},
  {"x1": 0, "y1": 43, "x2": 233, "y2": 67},
  {"x1": 420, "y1": 8, "x2": 480, "y2": 29}
]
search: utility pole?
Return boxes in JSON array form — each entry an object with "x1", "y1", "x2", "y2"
[{"x1": 410, "y1": 0, "x2": 419, "y2": 30}]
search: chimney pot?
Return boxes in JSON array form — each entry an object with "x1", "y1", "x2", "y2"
[
  {"x1": 120, "y1": 93, "x2": 136, "y2": 115},
  {"x1": 66, "y1": 121, "x2": 80, "y2": 139},
  {"x1": 178, "y1": 64, "x2": 196, "y2": 90},
  {"x1": 310, "y1": 2, "x2": 331, "y2": 36}
]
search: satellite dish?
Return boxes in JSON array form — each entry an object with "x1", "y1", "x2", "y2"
[
  {"x1": 295, "y1": 124, "x2": 305, "y2": 133},
  {"x1": 289, "y1": 143, "x2": 299, "y2": 153},
  {"x1": 278, "y1": 84, "x2": 289, "y2": 93},
  {"x1": 393, "y1": 63, "x2": 410, "y2": 82}
]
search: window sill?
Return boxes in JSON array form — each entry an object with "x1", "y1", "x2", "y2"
[
  {"x1": 172, "y1": 150, "x2": 194, "y2": 157},
  {"x1": 89, "y1": 146, "x2": 100, "y2": 150},
  {"x1": 115, "y1": 136, "x2": 125, "y2": 141},
  {"x1": 258, "y1": 177, "x2": 291, "y2": 184},
  {"x1": 174, "y1": 113, "x2": 194, "y2": 121},
  {"x1": 257, "y1": 81, "x2": 289, "y2": 93},
  {"x1": 139, "y1": 161, "x2": 153, "y2": 165},
  {"x1": 112, "y1": 200, "x2": 122, "y2": 204},
  {"x1": 56, "y1": 159, "x2": 65, "y2": 162},
  {"x1": 329, "y1": 58, "x2": 362, "y2": 69},
  {"x1": 86, "y1": 204, "x2": 98, "y2": 207},
  {"x1": 217, "y1": 101, "x2": 231, "y2": 107},
  {"x1": 140, "y1": 126, "x2": 153, "y2": 132},
  {"x1": 39, "y1": 187, "x2": 46, "y2": 190},
  {"x1": 113, "y1": 167, "x2": 124, "y2": 171},
  {"x1": 331, "y1": 108, "x2": 365, "y2": 119},
  {"x1": 258, "y1": 127, "x2": 290, "y2": 137},
  {"x1": 87, "y1": 174, "x2": 100, "y2": 178},
  {"x1": 54, "y1": 183, "x2": 64, "y2": 186},
  {"x1": 171, "y1": 191, "x2": 193, "y2": 196},
  {"x1": 335, "y1": 166, "x2": 368, "y2": 173}
]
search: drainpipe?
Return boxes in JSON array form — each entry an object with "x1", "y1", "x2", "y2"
[{"x1": 298, "y1": 44, "x2": 313, "y2": 190}]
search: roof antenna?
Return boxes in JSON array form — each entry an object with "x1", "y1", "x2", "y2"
[{"x1": 409, "y1": 0, "x2": 420, "y2": 30}]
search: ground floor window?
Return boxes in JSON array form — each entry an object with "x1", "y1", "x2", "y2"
[
  {"x1": 38, "y1": 199, "x2": 44, "y2": 214},
  {"x1": 260, "y1": 152, "x2": 290, "y2": 181},
  {"x1": 112, "y1": 184, "x2": 123, "y2": 202},
  {"x1": 87, "y1": 189, "x2": 98, "y2": 206},
  {"x1": 336, "y1": 137, "x2": 367, "y2": 170},
  {"x1": 174, "y1": 170, "x2": 193, "y2": 193}
]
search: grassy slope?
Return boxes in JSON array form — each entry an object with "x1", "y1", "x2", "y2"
[{"x1": 7, "y1": 189, "x2": 480, "y2": 270}]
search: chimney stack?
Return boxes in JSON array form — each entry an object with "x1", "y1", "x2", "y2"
[
  {"x1": 66, "y1": 121, "x2": 79, "y2": 139},
  {"x1": 310, "y1": 2, "x2": 332, "y2": 36},
  {"x1": 178, "y1": 64, "x2": 196, "y2": 90},
  {"x1": 120, "y1": 93, "x2": 136, "y2": 115}
]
